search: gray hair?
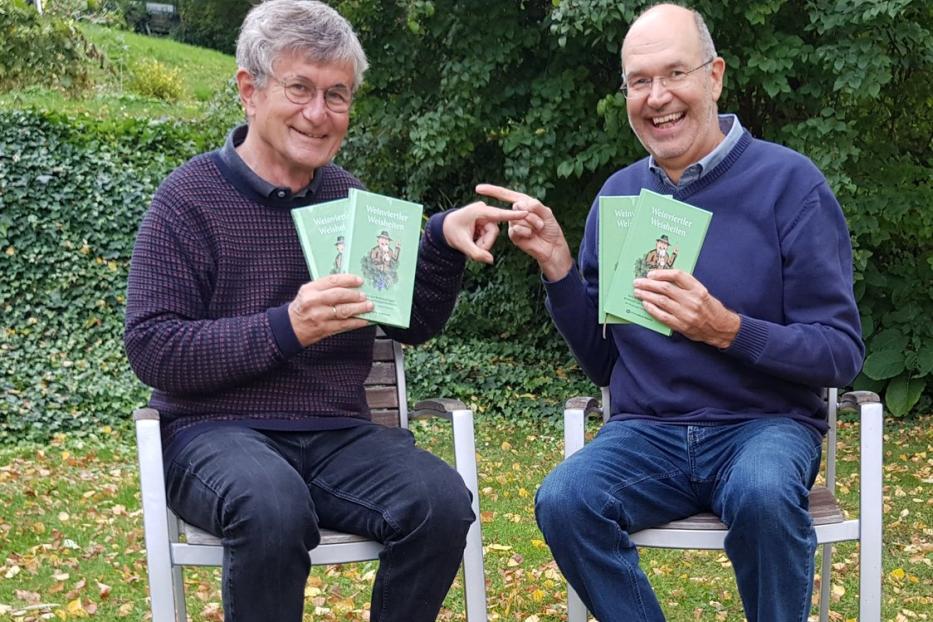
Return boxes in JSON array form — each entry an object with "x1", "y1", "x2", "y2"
[
  {"x1": 693, "y1": 9, "x2": 717, "y2": 64},
  {"x1": 236, "y1": 0, "x2": 369, "y2": 92}
]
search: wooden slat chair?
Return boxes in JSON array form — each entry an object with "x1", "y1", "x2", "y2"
[
  {"x1": 562, "y1": 388, "x2": 883, "y2": 622},
  {"x1": 134, "y1": 334, "x2": 488, "y2": 622}
]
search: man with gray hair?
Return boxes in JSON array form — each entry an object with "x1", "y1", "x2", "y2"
[
  {"x1": 481, "y1": 3, "x2": 863, "y2": 620},
  {"x1": 124, "y1": 1, "x2": 521, "y2": 620}
]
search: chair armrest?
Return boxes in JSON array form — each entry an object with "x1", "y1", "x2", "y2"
[
  {"x1": 133, "y1": 407, "x2": 161, "y2": 422},
  {"x1": 410, "y1": 398, "x2": 468, "y2": 421},
  {"x1": 410, "y1": 398, "x2": 487, "y2": 614},
  {"x1": 409, "y1": 398, "x2": 478, "y2": 509},
  {"x1": 564, "y1": 396, "x2": 601, "y2": 416},
  {"x1": 838, "y1": 390, "x2": 881, "y2": 411}
]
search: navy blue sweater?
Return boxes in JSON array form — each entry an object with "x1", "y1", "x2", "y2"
[
  {"x1": 124, "y1": 151, "x2": 465, "y2": 458},
  {"x1": 546, "y1": 131, "x2": 864, "y2": 433}
]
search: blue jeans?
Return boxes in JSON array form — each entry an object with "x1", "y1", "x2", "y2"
[
  {"x1": 164, "y1": 423, "x2": 475, "y2": 622},
  {"x1": 535, "y1": 418, "x2": 822, "y2": 622}
]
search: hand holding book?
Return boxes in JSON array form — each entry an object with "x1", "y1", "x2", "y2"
[
  {"x1": 632, "y1": 269, "x2": 740, "y2": 348},
  {"x1": 287, "y1": 273, "x2": 373, "y2": 347}
]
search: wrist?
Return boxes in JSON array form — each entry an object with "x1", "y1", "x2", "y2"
[
  {"x1": 540, "y1": 245, "x2": 573, "y2": 282},
  {"x1": 713, "y1": 310, "x2": 741, "y2": 349}
]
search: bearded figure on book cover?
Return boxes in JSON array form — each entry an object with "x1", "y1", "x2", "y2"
[
  {"x1": 363, "y1": 230, "x2": 401, "y2": 289},
  {"x1": 644, "y1": 234, "x2": 678, "y2": 270}
]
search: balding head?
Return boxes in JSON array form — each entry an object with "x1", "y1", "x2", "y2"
[{"x1": 622, "y1": 4, "x2": 716, "y2": 79}]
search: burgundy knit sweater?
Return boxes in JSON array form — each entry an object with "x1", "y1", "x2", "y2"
[{"x1": 124, "y1": 150, "x2": 466, "y2": 459}]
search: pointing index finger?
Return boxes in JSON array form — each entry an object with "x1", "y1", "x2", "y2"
[{"x1": 475, "y1": 183, "x2": 532, "y2": 205}]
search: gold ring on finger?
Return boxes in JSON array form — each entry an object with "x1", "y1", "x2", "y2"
[{"x1": 332, "y1": 306, "x2": 339, "y2": 319}]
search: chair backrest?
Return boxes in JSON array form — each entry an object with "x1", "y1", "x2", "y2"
[{"x1": 365, "y1": 331, "x2": 409, "y2": 429}]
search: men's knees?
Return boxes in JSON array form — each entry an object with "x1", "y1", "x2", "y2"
[
  {"x1": 535, "y1": 469, "x2": 600, "y2": 536},
  {"x1": 395, "y1": 476, "x2": 474, "y2": 544},
  {"x1": 224, "y1": 485, "x2": 320, "y2": 549},
  {"x1": 725, "y1": 480, "x2": 808, "y2": 530}
]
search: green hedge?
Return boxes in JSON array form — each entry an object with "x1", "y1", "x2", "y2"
[{"x1": 0, "y1": 110, "x2": 225, "y2": 441}]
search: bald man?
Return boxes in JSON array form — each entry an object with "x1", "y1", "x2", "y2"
[{"x1": 480, "y1": 4, "x2": 863, "y2": 621}]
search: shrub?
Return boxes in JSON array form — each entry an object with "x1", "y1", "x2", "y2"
[
  {"x1": 0, "y1": 0, "x2": 96, "y2": 93},
  {"x1": 127, "y1": 58, "x2": 183, "y2": 101}
]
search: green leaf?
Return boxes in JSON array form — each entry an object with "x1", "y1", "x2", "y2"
[
  {"x1": 870, "y1": 328, "x2": 908, "y2": 352},
  {"x1": 885, "y1": 374, "x2": 926, "y2": 417},
  {"x1": 917, "y1": 344, "x2": 933, "y2": 376},
  {"x1": 862, "y1": 349, "x2": 906, "y2": 380}
]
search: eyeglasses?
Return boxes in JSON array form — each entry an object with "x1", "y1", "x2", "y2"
[
  {"x1": 273, "y1": 76, "x2": 353, "y2": 113},
  {"x1": 620, "y1": 58, "x2": 714, "y2": 99}
]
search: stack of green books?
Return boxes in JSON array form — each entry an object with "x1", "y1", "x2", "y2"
[
  {"x1": 599, "y1": 189, "x2": 712, "y2": 336},
  {"x1": 291, "y1": 188, "x2": 424, "y2": 329}
]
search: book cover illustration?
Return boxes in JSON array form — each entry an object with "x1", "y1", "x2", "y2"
[
  {"x1": 342, "y1": 188, "x2": 423, "y2": 329},
  {"x1": 290, "y1": 198, "x2": 350, "y2": 280},
  {"x1": 598, "y1": 195, "x2": 638, "y2": 324},
  {"x1": 604, "y1": 189, "x2": 712, "y2": 336}
]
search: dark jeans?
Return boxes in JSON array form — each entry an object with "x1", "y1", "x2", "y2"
[
  {"x1": 535, "y1": 418, "x2": 823, "y2": 622},
  {"x1": 164, "y1": 423, "x2": 475, "y2": 622}
]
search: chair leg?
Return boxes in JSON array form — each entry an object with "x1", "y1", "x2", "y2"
[
  {"x1": 166, "y1": 516, "x2": 187, "y2": 621},
  {"x1": 859, "y1": 400, "x2": 884, "y2": 621},
  {"x1": 135, "y1": 416, "x2": 181, "y2": 622},
  {"x1": 568, "y1": 584, "x2": 588, "y2": 622},
  {"x1": 818, "y1": 542, "x2": 832, "y2": 622},
  {"x1": 171, "y1": 566, "x2": 187, "y2": 621},
  {"x1": 451, "y1": 409, "x2": 488, "y2": 622}
]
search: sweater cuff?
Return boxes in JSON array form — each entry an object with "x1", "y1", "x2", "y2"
[
  {"x1": 267, "y1": 303, "x2": 304, "y2": 358},
  {"x1": 425, "y1": 210, "x2": 468, "y2": 263},
  {"x1": 542, "y1": 264, "x2": 585, "y2": 312},
  {"x1": 723, "y1": 314, "x2": 768, "y2": 362}
]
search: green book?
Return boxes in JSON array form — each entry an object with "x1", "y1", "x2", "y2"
[
  {"x1": 341, "y1": 188, "x2": 423, "y2": 329},
  {"x1": 291, "y1": 198, "x2": 350, "y2": 279},
  {"x1": 598, "y1": 196, "x2": 638, "y2": 324},
  {"x1": 604, "y1": 189, "x2": 712, "y2": 336}
]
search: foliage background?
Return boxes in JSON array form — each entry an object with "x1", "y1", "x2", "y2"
[{"x1": 0, "y1": 0, "x2": 931, "y2": 442}]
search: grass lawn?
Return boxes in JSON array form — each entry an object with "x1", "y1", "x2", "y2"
[
  {"x1": 0, "y1": 415, "x2": 929, "y2": 621},
  {"x1": 0, "y1": 24, "x2": 236, "y2": 120}
]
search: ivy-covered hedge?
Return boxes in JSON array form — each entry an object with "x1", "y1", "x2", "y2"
[{"x1": 0, "y1": 110, "x2": 227, "y2": 442}]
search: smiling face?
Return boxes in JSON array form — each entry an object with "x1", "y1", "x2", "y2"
[
  {"x1": 236, "y1": 52, "x2": 353, "y2": 191},
  {"x1": 622, "y1": 5, "x2": 725, "y2": 182}
]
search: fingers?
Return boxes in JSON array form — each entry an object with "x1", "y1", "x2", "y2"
[
  {"x1": 472, "y1": 203, "x2": 529, "y2": 223},
  {"x1": 509, "y1": 207, "x2": 545, "y2": 231},
  {"x1": 474, "y1": 221, "x2": 500, "y2": 252},
  {"x1": 308, "y1": 273, "x2": 365, "y2": 290},
  {"x1": 458, "y1": 233, "x2": 495, "y2": 264},
  {"x1": 640, "y1": 269, "x2": 693, "y2": 287},
  {"x1": 507, "y1": 221, "x2": 536, "y2": 240},
  {"x1": 475, "y1": 183, "x2": 532, "y2": 204},
  {"x1": 293, "y1": 280, "x2": 373, "y2": 319}
]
